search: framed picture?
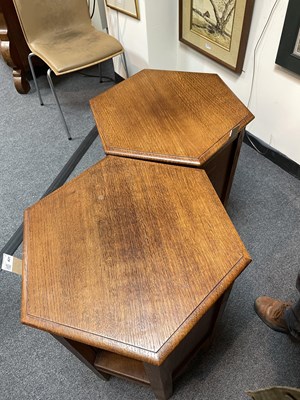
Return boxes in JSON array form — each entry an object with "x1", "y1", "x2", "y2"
[
  {"x1": 293, "y1": 29, "x2": 300, "y2": 59},
  {"x1": 276, "y1": 0, "x2": 300, "y2": 75},
  {"x1": 105, "y1": 0, "x2": 140, "y2": 20},
  {"x1": 179, "y1": 0, "x2": 255, "y2": 73}
]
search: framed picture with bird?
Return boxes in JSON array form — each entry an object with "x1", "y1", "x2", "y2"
[{"x1": 179, "y1": 0, "x2": 255, "y2": 73}]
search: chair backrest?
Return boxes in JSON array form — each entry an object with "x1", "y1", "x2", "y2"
[{"x1": 13, "y1": 0, "x2": 91, "y2": 45}]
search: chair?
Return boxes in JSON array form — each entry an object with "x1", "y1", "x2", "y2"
[{"x1": 12, "y1": 0, "x2": 128, "y2": 140}]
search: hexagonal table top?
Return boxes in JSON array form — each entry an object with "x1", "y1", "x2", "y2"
[
  {"x1": 22, "y1": 156, "x2": 251, "y2": 365},
  {"x1": 90, "y1": 69, "x2": 254, "y2": 165}
]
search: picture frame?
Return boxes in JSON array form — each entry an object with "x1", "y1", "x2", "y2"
[
  {"x1": 179, "y1": 0, "x2": 255, "y2": 74},
  {"x1": 293, "y1": 29, "x2": 300, "y2": 59},
  {"x1": 105, "y1": 0, "x2": 140, "y2": 20},
  {"x1": 276, "y1": 0, "x2": 300, "y2": 75}
]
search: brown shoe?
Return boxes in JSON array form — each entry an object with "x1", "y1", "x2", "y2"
[{"x1": 254, "y1": 296, "x2": 293, "y2": 334}]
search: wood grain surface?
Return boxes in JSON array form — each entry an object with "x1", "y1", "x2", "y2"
[
  {"x1": 22, "y1": 156, "x2": 251, "y2": 365},
  {"x1": 90, "y1": 69, "x2": 254, "y2": 165}
]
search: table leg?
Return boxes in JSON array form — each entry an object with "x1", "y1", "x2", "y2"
[
  {"x1": 203, "y1": 127, "x2": 245, "y2": 207},
  {"x1": 221, "y1": 128, "x2": 245, "y2": 207},
  {"x1": 52, "y1": 335, "x2": 110, "y2": 381},
  {"x1": 144, "y1": 362, "x2": 173, "y2": 400}
]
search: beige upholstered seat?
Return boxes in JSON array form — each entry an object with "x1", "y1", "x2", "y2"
[
  {"x1": 30, "y1": 29, "x2": 123, "y2": 75},
  {"x1": 13, "y1": 0, "x2": 127, "y2": 139}
]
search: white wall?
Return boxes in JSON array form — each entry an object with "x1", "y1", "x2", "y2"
[
  {"x1": 102, "y1": 0, "x2": 300, "y2": 164},
  {"x1": 105, "y1": 1, "x2": 149, "y2": 76},
  {"x1": 144, "y1": 0, "x2": 177, "y2": 70},
  {"x1": 89, "y1": 0, "x2": 106, "y2": 31}
]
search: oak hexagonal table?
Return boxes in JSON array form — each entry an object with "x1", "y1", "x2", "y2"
[
  {"x1": 22, "y1": 156, "x2": 251, "y2": 400},
  {"x1": 90, "y1": 69, "x2": 254, "y2": 205}
]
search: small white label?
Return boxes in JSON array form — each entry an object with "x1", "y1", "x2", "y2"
[
  {"x1": 2, "y1": 253, "x2": 13, "y2": 272},
  {"x1": 205, "y1": 43, "x2": 212, "y2": 50}
]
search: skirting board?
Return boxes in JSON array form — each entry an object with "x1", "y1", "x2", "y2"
[{"x1": 244, "y1": 132, "x2": 300, "y2": 180}]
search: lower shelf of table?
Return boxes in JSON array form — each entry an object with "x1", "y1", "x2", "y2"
[
  {"x1": 94, "y1": 350, "x2": 150, "y2": 385},
  {"x1": 93, "y1": 288, "x2": 232, "y2": 390}
]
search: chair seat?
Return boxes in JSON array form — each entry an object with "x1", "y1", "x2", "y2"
[{"x1": 30, "y1": 25, "x2": 123, "y2": 75}]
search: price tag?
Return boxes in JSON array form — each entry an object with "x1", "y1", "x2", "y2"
[{"x1": 2, "y1": 253, "x2": 13, "y2": 272}]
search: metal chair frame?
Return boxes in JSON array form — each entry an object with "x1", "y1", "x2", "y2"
[{"x1": 28, "y1": 52, "x2": 129, "y2": 140}]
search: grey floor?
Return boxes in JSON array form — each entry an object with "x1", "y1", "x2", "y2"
[{"x1": 0, "y1": 56, "x2": 299, "y2": 400}]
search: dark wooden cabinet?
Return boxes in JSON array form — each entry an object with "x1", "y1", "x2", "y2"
[
  {"x1": 0, "y1": 0, "x2": 31, "y2": 93},
  {"x1": 0, "y1": 0, "x2": 45, "y2": 93}
]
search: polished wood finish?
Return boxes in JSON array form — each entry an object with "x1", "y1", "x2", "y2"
[
  {"x1": 94, "y1": 286, "x2": 230, "y2": 396},
  {"x1": 0, "y1": 0, "x2": 30, "y2": 93},
  {"x1": 90, "y1": 69, "x2": 254, "y2": 205},
  {"x1": 22, "y1": 156, "x2": 251, "y2": 399}
]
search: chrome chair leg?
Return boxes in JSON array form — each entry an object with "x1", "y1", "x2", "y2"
[
  {"x1": 28, "y1": 53, "x2": 44, "y2": 105},
  {"x1": 46, "y1": 68, "x2": 72, "y2": 140}
]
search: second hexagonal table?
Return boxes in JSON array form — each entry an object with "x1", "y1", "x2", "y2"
[
  {"x1": 22, "y1": 156, "x2": 251, "y2": 399},
  {"x1": 90, "y1": 69, "x2": 254, "y2": 205}
]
